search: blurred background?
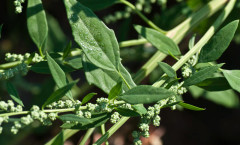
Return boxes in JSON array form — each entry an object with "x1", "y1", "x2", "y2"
[{"x1": 0, "y1": 0, "x2": 240, "y2": 145}]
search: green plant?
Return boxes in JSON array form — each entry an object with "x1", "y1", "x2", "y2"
[{"x1": 0, "y1": 0, "x2": 239, "y2": 144}]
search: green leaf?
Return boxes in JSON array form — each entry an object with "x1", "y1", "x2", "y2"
[
  {"x1": 46, "y1": 52, "x2": 73, "y2": 99},
  {"x1": 115, "y1": 107, "x2": 140, "y2": 117},
  {"x1": 81, "y1": 93, "x2": 97, "y2": 105},
  {"x1": 59, "y1": 114, "x2": 92, "y2": 124},
  {"x1": 51, "y1": 131, "x2": 64, "y2": 145},
  {"x1": 27, "y1": 0, "x2": 48, "y2": 52},
  {"x1": 64, "y1": 0, "x2": 120, "y2": 71},
  {"x1": 198, "y1": 20, "x2": 239, "y2": 63},
  {"x1": 42, "y1": 81, "x2": 77, "y2": 109},
  {"x1": 61, "y1": 113, "x2": 110, "y2": 130},
  {"x1": 196, "y1": 77, "x2": 231, "y2": 91},
  {"x1": 158, "y1": 62, "x2": 176, "y2": 78},
  {"x1": 188, "y1": 34, "x2": 196, "y2": 49},
  {"x1": 118, "y1": 85, "x2": 175, "y2": 104},
  {"x1": 222, "y1": 70, "x2": 240, "y2": 93},
  {"x1": 108, "y1": 82, "x2": 122, "y2": 100},
  {"x1": 62, "y1": 41, "x2": 72, "y2": 59},
  {"x1": 77, "y1": 0, "x2": 118, "y2": 11},
  {"x1": 64, "y1": 55, "x2": 83, "y2": 69},
  {"x1": 83, "y1": 55, "x2": 136, "y2": 93},
  {"x1": 161, "y1": 101, "x2": 181, "y2": 109},
  {"x1": 134, "y1": 25, "x2": 181, "y2": 56},
  {"x1": 132, "y1": 104, "x2": 147, "y2": 115},
  {"x1": 6, "y1": 82, "x2": 24, "y2": 106},
  {"x1": 178, "y1": 102, "x2": 205, "y2": 111},
  {"x1": 183, "y1": 65, "x2": 221, "y2": 86}
]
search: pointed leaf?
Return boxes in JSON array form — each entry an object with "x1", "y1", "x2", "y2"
[
  {"x1": 6, "y1": 82, "x2": 24, "y2": 106},
  {"x1": 158, "y1": 62, "x2": 176, "y2": 78},
  {"x1": 81, "y1": 93, "x2": 97, "y2": 105},
  {"x1": 196, "y1": 77, "x2": 231, "y2": 91},
  {"x1": 52, "y1": 131, "x2": 64, "y2": 145},
  {"x1": 188, "y1": 34, "x2": 196, "y2": 49},
  {"x1": 78, "y1": 0, "x2": 118, "y2": 11},
  {"x1": 46, "y1": 53, "x2": 73, "y2": 99},
  {"x1": 134, "y1": 25, "x2": 181, "y2": 56},
  {"x1": 222, "y1": 70, "x2": 240, "y2": 93},
  {"x1": 27, "y1": 0, "x2": 48, "y2": 51},
  {"x1": 118, "y1": 85, "x2": 175, "y2": 104},
  {"x1": 115, "y1": 108, "x2": 140, "y2": 117},
  {"x1": 178, "y1": 102, "x2": 205, "y2": 111},
  {"x1": 42, "y1": 81, "x2": 77, "y2": 109},
  {"x1": 132, "y1": 104, "x2": 147, "y2": 115},
  {"x1": 183, "y1": 65, "x2": 221, "y2": 86},
  {"x1": 64, "y1": 55, "x2": 83, "y2": 69},
  {"x1": 108, "y1": 82, "x2": 122, "y2": 100},
  {"x1": 62, "y1": 41, "x2": 72, "y2": 59},
  {"x1": 59, "y1": 114, "x2": 92, "y2": 124},
  {"x1": 198, "y1": 20, "x2": 239, "y2": 63},
  {"x1": 64, "y1": 0, "x2": 120, "y2": 71}
]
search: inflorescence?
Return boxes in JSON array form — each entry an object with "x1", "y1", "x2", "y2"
[{"x1": 14, "y1": 0, "x2": 25, "y2": 14}]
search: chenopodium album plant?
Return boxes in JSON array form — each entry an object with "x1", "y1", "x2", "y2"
[{"x1": 0, "y1": 0, "x2": 239, "y2": 144}]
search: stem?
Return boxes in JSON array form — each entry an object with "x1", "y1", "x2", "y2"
[
  {"x1": 118, "y1": 0, "x2": 166, "y2": 34},
  {"x1": 100, "y1": 124, "x2": 109, "y2": 145},
  {"x1": 0, "y1": 61, "x2": 22, "y2": 69},
  {"x1": 153, "y1": 0, "x2": 236, "y2": 87},
  {"x1": 79, "y1": 128, "x2": 95, "y2": 145},
  {"x1": 119, "y1": 38, "x2": 147, "y2": 48}
]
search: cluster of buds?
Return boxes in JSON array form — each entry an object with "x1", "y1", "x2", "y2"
[
  {"x1": 14, "y1": 0, "x2": 25, "y2": 14},
  {"x1": 5, "y1": 53, "x2": 44, "y2": 63},
  {"x1": 181, "y1": 54, "x2": 198, "y2": 78},
  {"x1": 0, "y1": 63, "x2": 28, "y2": 80}
]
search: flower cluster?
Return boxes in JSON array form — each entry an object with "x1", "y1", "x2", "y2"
[
  {"x1": 5, "y1": 53, "x2": 44, "y2": 63},
  {"x1": 110, "y1": 112, "x2": 121, "y2": 124},
  {"x1": 181, "y1": 54, "x2": 198, "y2": 78},
  {"x1": 0, "y1": 100, "x2": 23, "y2": 112},
  {"x1": 0, "y1": 63, "x2": 28, "y2": 80},
  {"x1": 14, "y1": 0, "x2": 25, "y2": 14}
]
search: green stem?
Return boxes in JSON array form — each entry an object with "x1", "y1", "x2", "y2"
[
  {"x1": 119, "y1": 38, "x2": 147, "y2": 48},
  {"x1": 118, "y1": 0, "x2": 166, "y2": 34},
  {"x1": 153, "y1": 0, "x2": 236, "y2": 88},
  {"x1": 79, "y1": 128, "x2": 95, "y2": 145},
  {"x1": 100, "y1": 124, "x2": 109, "y2": 145},
  {"x1": 0, "y1": 61, "x2": 22, "y2": 69}
]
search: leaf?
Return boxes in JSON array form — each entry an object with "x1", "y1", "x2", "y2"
[
  {"x1": 30, "y1": 61, "x2": 75, "y2": 74},
  {"x1": 6, "y1": 82, "x2": 24, "y2": 106},
  {"x1": 61, "y1": 113, "x2": 110, "y2": 130},
  {"x1": 51, "y1": 131, "x2": 64, "y2": 145},
  {"x1": 118, "y1": 85, "x2": 175, "y2": 104},
  {"x1": 64, "y1": 55, "x2": 83, "y2": 69},
  {"x1": 158, "y1": 62, "x2": 176, "y2": 78},
  {"x1": 132, "y1": 104, "x2": 147, "y2": 115},
  {"x1": 27, "y1": 0, "x2": 48, "y2": 52},
  {"x1": 115, "y1": 108, "x2": 140, "y2": 117},
  {"x1": 81, "y1": 93, "x2": 97, "y2": 105},
  {"x1": 42, "y1": 81, "x2": 77, "y2": 109},
  {"x1": 83, "y1": 55, "x2": 136, "y2": 93},
  {"x1": 161, "y1": 101, "x2": 181, "y2": 109},
  {"x1": 77, "y1": 0, "x2": 118, "y2": 11},
  {"x1": 108, "y1": 82, "x2": 122, "y2": 100},
  {"x1": 134, "y1": 25, "x2": 181, "y2": 56},
  {"x1": 222, "y1": 70, "x2": 240, "y2": 93},
  {"x1": 196, "y1": 77, "x2": 231, "y2": 91},
  {"x1": 62, "y1": 41, "x2": 72, "y2": 59},
  {"x1": 64, "y1": 0, "x2": 120, "y2": 71},
  {"x1": 46, "y1": 52, "x2": 73, "y2": 99},
  {"x1": 183, "y1": 65, "x2": 221, "y2": 86},
  {"x1": 188, "y1": 34, "x2": 196, "y2": 49},
  {"x1": 198, "y1": 20, "x2": 239, "y2": 63},
  {"x1": 59, "y1": 114, "x2": 92, "y2": 124},
  {"x1": 178, "y1": 102, "x2": 205, "y2": 111}
]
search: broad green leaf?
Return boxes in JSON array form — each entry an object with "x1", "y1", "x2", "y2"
[
  {"x1": 64, "y1": 0, "x2": 120, "y2": 71},
  {"x1": 61, "y1": 113, "x2": 110, "y2": 130},
  {"x1": 196, "y1": 77, "x2": 231, "y2": 91},
  {"x1": 108, "y1": 82, "x2": 122, "y2": 100},
  {"x1": 77, "y1": 0, "x2": 118, "y2": 11},
  {"x1": 27, "y1": 0, "x2": 48, "y2": 52},
  {"x1": 178, "y1": 102, "x2": 205, "y2": 111},
  {"x1": 62, "y1": 41, "x2": 72, "y2": 59},
  {"x1": 132, "y1": 104, "x2": 147, "y2": 115},
  {"x1": 158, "y1": 62, "x2": 176, "y2": 78},
  {"x1": 46, "y1": 53, "x2": 73, "y2": 99},
  {"x1": 6, "y1": 82, "x2": 24, "y2": 106},
  {"x1": 115, "y1": 108, "x2": 140, "y2": 117},
  {"x1": 64, "y1": 55, "x2": 83, "y2": 69},
  {"x1": 59, "y1": 114, "x2": 92, "y2": 124},
  {"x1": 30, "y1": 61, "x2": 75, "y2": 74},
  {"x1": 42, "y1": 81, "x2": 77, "y2": 109},
  {"x1": 198, "y1": 20, "x2": 239, "y2": 63},
  {"x1": 52, "y1": 131, "x2": 64, "y2": 145},
  {"x1": 0, "y1": 24, "x2": 2, "y2": 39},
  {"x1": 222, "y1": 70, "x2": 240, "y2": 93},
  {"x1": 205, "y1": 89, "x2": 239, "y2": 108},
  {"x1": 83, "y1": 55, "x2": 136, "y2": 93},
  {"x1": 81, "y1": 93, "x2": 97, "y2": 105},
  {"x1": 118, "y1": 85, "x2": 175, "y2": 104},
  {"x1": 183, "y1": 65, "x2": 221, "y2": 86},
  {"x1": 134, "y1": 25, "x2": 181, "y2": 56},
  {"x1": 188, "y1": 34, "x2": 196, "y2": 49}
]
